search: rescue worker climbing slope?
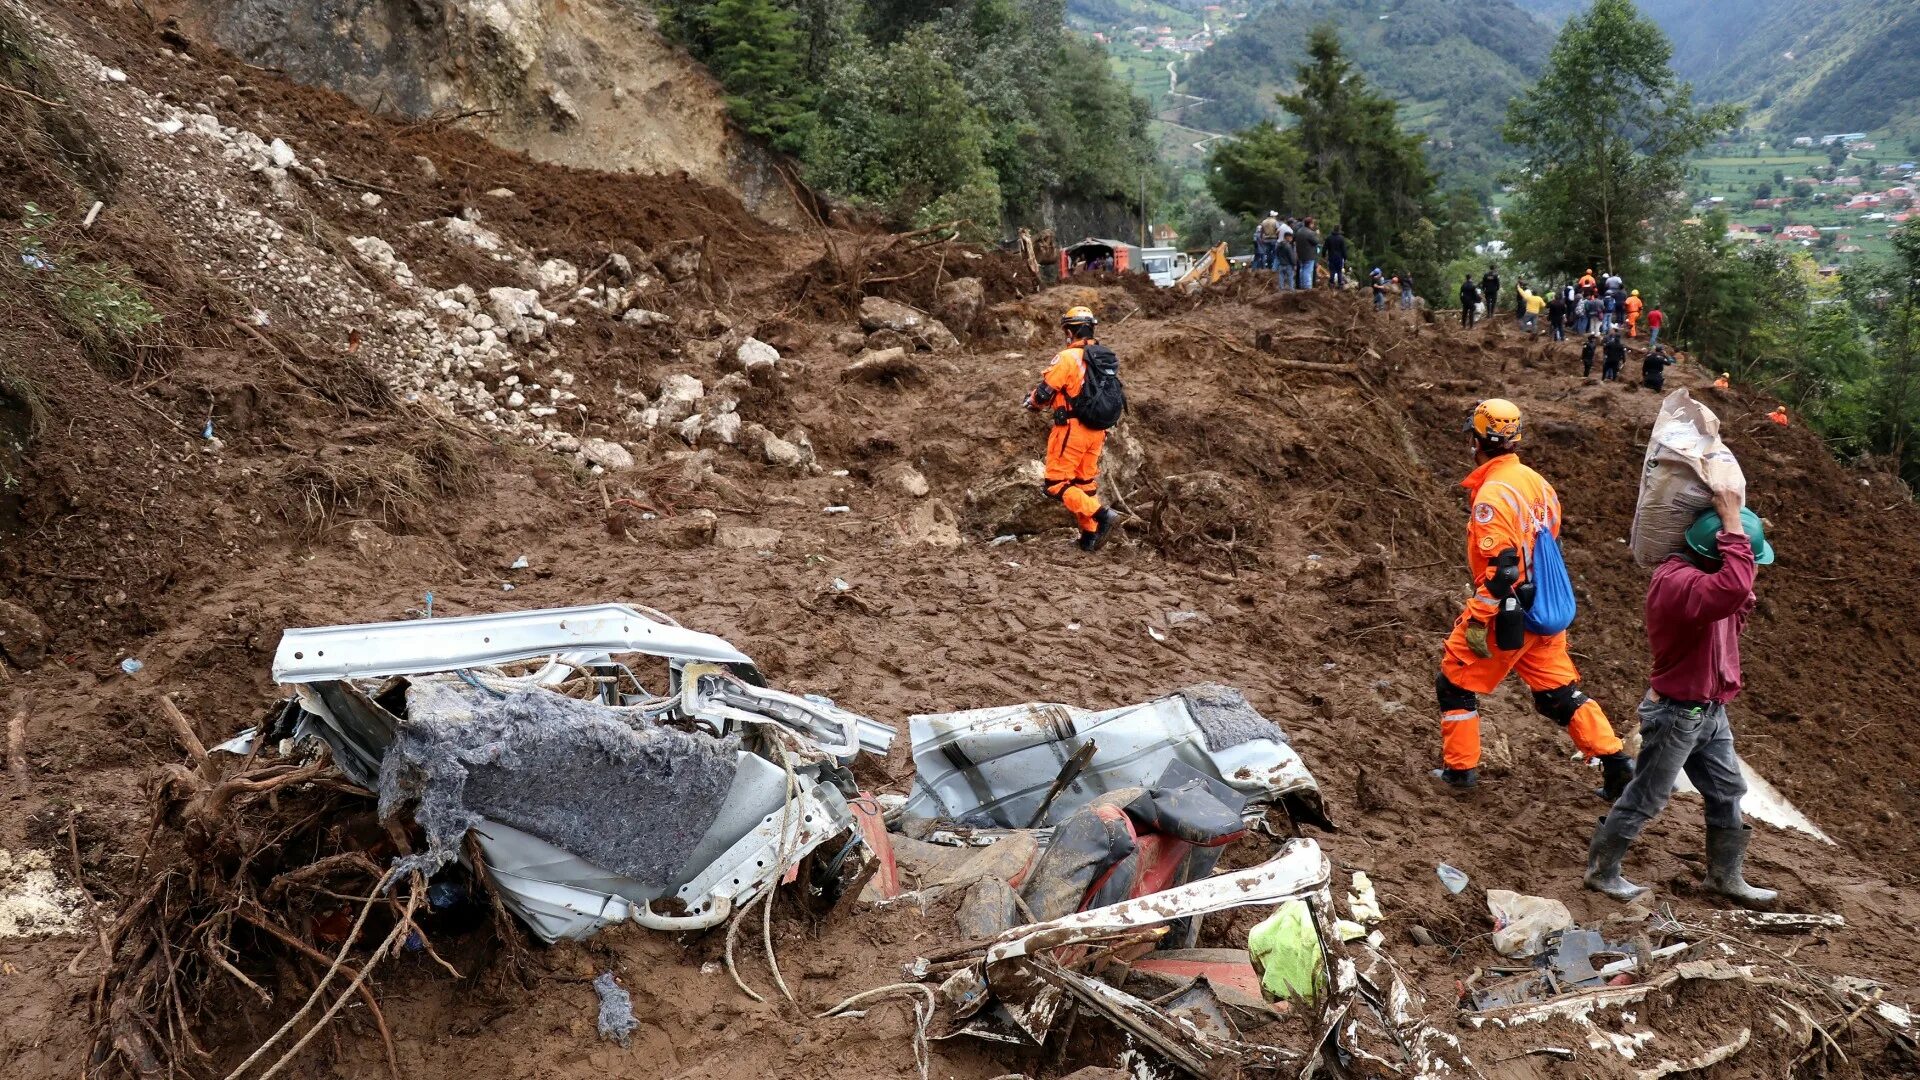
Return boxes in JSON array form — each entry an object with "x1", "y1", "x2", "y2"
[
  {"x1": 1026, "y1": 306, "x2": 1120, "y2": 552},
  {"x1": 1435, "y1": 400, "x2": 1635, "y2": 797}
]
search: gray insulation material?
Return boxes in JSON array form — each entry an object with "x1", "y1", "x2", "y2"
[
  {"x1": 1178, "y1": 683, "x2": 1288, "y2": 751},
  {"x1": 592, "y1": 973, "x2": 638, "y2": 1046},
  {"x1": 377, "y1": 675, "x2": 739, "y2": 883}
]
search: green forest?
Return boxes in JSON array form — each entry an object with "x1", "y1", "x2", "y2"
[
  {"x1": 659, "y1": 0, "x2": 1156, "y2": 237},
  {"x1": 1180, "y1": 0, "x2": 1550, "y2": 196}
]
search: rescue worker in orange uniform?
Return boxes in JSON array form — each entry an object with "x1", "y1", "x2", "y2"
[
  {"x1": 1624, "y1": 290, "x2": 1644, "y2": 337},
  {"x1": 1714, "y1": 372, "x2": 1731, "y2": 390},
  {"x1": 1435, "y1": 400, "x2": 1635, "y2": 797},
  {"x1": 1026, "y1": 306, "x2": 1119, "y2": 552},
  {"x1": 1578, "y1": 269, "x2": 1598, "y2": 297},
  {"x1": 1769, "y1": 406, "x2": 1790, "y2": 426}
]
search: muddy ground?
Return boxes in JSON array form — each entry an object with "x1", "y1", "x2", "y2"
[{"x1": 1, "y1": 2, "x2": 1917, "y2": 1078}]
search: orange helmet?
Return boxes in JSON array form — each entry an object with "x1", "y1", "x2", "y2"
[
  {"x1": 1061, "y1": 306, "x2": 1097, "y2": 336},
  {"x1": 1466, "y1": 398, "x2": 1523, "y2": 447}
]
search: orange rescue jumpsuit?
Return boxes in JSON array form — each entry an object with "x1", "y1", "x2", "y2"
[
  {"x1": 1030, "y1": 343, "x2": 1107, "y2": 532},
  {"x1": 1578, "y1": 273, "x2": 1598, "y2": 297},
  {"x1": 1437, "y1": 454, "x2": 1623, "y2": 772},
  {"x1": 1624, "y1": 294, "x2": 1644, "y2": 337}
]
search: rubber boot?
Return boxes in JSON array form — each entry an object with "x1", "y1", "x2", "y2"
[
  {"x1": 1430, "y1": 767, "x2": 1477, "y2": 790},
  {"x1": 1704, "y1": 825, "x2": 1778, "y2": 909},
  {"x1": 1083, "y1": 508, "x2": 1118, "y2": 553},
  {"x1": 1597, "y1": 752, "x2": 1635, "y2": 803},
  {"x1": 1583, "y1": 816, "x2": 1648, "y2": 902}
]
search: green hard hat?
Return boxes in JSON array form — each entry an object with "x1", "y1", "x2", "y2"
[{"x1": 1684, "y1": 506, "x2": 1775, "y2": 565}]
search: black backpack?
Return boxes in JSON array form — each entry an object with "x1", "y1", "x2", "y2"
[{"x1": 1070, "y1": 342, "x2": 1126, "y2": 430}]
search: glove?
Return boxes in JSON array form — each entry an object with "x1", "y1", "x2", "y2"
[{"x1": 1464, "y1": 621, "x2": 1492, "y2": 659}]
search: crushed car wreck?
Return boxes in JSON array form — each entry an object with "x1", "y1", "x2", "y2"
[{"x1": 268, "y1": 603, "x2": 891, "y2": 942}]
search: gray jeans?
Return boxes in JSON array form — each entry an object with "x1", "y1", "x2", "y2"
[{"x1": 1605, "y1": 695, "x2": 1746, "y2": 839}]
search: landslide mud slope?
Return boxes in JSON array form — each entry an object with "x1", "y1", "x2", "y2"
[{"x1": 1, "y1": 2, "x2": 1916, "y2": 1078}]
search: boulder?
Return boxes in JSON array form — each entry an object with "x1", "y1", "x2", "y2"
[
  {"x1": 580, "y1": 438, "x2": 636, "y2": 471},
  {"x1": 903, "y1": 499, "x2": 963, "y2": 548},
  {"x1": 706, "y1": 411, "x2": 742, "y2": 445},
  {"x1": 534, "y1": 258, "x2": 580, "y2": 293},
  {"x1": 733, "y1": 337, "x2": 779, "y2": 373},
  {"x1": 656, "y1": 509, "x2": 717, "y2": 549},
  {"x1": 842, "y1": 346, "x2": 918, "y2": 384},
  {"x1": 654, "y1": 373, "x2": 705, "y2": 423},
  {"x1": 622, "y1": 308, "x2": 672, "y2": 328},
  {"x1": 673, "y1": 413, "x2": 705, "y2": 444},
  {"x1": 0, "y1": 598, "x2": 49, "y2": 669},
  {"x1": 858, "y1": 295, "x2": 959, "y2": 351},
  {"x1": 963, "y1": 459, "x2": 1061, "y2": 536},
  {"x1": 935, "y1": 276, "x2": 984, "y2": 334},
  {"x1": 830, "y1": 331, "x2": 866, "y2": 355},
  {"x1": 876, "y1": 462, "x2": 930, "y2": 498},
  {"x1": 487, "y1": 286, "x2": 551, "y2": 344}
]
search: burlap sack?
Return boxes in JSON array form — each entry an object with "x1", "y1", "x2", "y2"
[{"x1": 1630, "y1": 389, "x2": 1746, "y2": 568}]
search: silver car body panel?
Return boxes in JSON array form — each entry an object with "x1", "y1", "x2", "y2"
[{"x1": 904, "y1": 695, "x2": 1321, "y2": 827}]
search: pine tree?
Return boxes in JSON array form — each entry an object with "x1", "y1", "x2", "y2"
[{"x1": 707, "y1": 0, "x2": 813, "y2": 153}]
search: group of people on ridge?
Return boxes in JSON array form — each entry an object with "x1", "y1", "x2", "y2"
[
  {"x1": 1020, "y1": 310, "x2": 1779, "y2": 909},
  {"x1": 1254, "y1": 212, "x2": 1347, "y2": 291},
  {"x1": 1461, "y1": 266, "x2": 1679, "y2": 389}
]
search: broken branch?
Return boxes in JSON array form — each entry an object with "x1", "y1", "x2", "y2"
[{"x1": 156, "y1": 694, "x2": 208, "y2": 763}]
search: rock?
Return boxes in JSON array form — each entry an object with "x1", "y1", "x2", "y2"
[
  {"x1": 485, "y1": 187, "x2": 515, "y2": 199},
  {"x1": 534, "y1": 258, "x2": 580, "y2": 293},
  {"x1": 348, "y1": 236, "x2": 415, "y2": 288},
  {"x1": 830, "y1": 331, "x2": 866, "y2": 355},
  {"x1": 487, "y1": 286, "x2": 550, "y2": 343},
  {"x1": 935, "y1": 276, "x2": 984, "y2": 333},
  {"x1": 864, "y1": 328, "x2": 910, "y2": 352},
  {"x1": 580, "y1": 437, "x2": 635, "y2": 471},
  {"x1": 904, "y1": 500, "x2": 963, "y2": 548},
  {"x1": 784, "y1": 427, "x2": 816, "y2": 469},
  {"x1": 622, "y1": 308, "x2": 672, "y2": 328},
  {"x1": 716, "y1": 526, "x2": 782, "y2": 551},
  {"x1": 707, "y1": 411, "x2": 742, "y2": 445},
  {"x1": 0, "y1": 598, "x2": 49, "y2": 669},
  {"x1": 842, "y1": 347, "x2": 919, "y2": 384},
  {"x1": 877, "y1": 462, "x2": 930, "y2": 498},
  {"x1": 734, "y1": 337, "x2": 779, "y2": 373},
  {"x1": 857, "y1": 295, "x2": 959, "y2": 351},
  {"x1": 674, "y1": 413, "x2": 706, "y2": 444},
  {"x1": 411, "y1": 155, "x2": 439, "y2": 182},
  {"x1": 964, "y1": 459, "x2": 1061, "y2": 536},
  {"x1": 606, "y1": 253, "x2": 635, "y2": 282},
  {"x1": 761, "y1": 433, "x2": 804, "y2": 468},
  {"x1": 654, "y1": 239, "x2": 703, "y2": 283},
  {"x1": 654, "y1": 373, "x2": 705, "y2": 423},
  {"x1": 542, "y1": 84, "x2": 580, "y2": 129},
  {"x1": 656, "y1": 509, "x2": 717, "y2": 549},
  {"x1": 150, "y1": 118, "x2": 186, "y2": 136},
  {"x1": 266, "y1": 137, "x2": 297, "y2": 169},
  {"x1": 359, "y1": 191, "x2": 382, "y2": 208}
]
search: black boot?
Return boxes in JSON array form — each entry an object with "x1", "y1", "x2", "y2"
[
  {"x1": 1704, "y1": 825, "x2": 1778, "y2": 909},
  {"x1": 1583, "y1": 815, "x2": 1647, "y2": 902},
  {"x1": 1430, "y1": 767, "x2": 1478, "y2": 790},
  {"x1": 1083, "y1": 508, "x2": 1118, "y2": 553},
  {"x1": 1597, "y1": 752, "x2": 1635, "y2": 802}
]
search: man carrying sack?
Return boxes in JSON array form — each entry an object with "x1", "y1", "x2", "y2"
[{"x1": 1585, "y1": 487, "x2": 1778, "y2": 908}]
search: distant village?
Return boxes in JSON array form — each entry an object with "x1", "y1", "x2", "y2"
[
  {"x1": 1084, "y1": 3, "x2": 1254, "y2": 56},
  {"x1": 1691, "y1": 132, "x2": 1918, "y2": 274}
]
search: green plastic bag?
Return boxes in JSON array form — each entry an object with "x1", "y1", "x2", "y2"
[{"x1": 1248, "y1": 899, "x2": 1324, "y2": 1004}]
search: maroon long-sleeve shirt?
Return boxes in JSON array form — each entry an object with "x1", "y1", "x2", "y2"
[{"x1": 1645, "y1": 531, "x2": 1757, "y2": 703}]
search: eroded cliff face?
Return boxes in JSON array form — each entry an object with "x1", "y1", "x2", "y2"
[{"x1": 188, "y1": 0, "x2": 805, "y2": 224}]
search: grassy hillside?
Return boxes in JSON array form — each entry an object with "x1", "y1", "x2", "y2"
[
  {"x1": 1179, "y1": 0, "x2": 1551, "y2": 193},
  {"x1": 1513, "y1": 1, "x2": 1920, "y2": 134}
]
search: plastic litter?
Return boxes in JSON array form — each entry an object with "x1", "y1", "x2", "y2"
[
  {"x1": 1437, "y1": 863, "x2": 1469, "y2": 893},
  {"x1": 823, "y1": 505, "x2": 851, "y2": 514},
  {"x1": 119, "y1": 658, "x2": 144, "y2": 675},
  {"x1": 1248, "y1": 899, "x2": 1324, "y2": 1003},
  {"x1": 1334, "y1": 918, "x2": 1368, "y2": 942},
  {"x1": 509, "y1": 555, "x2": 530, "y2": 570},
  {"x1": 1488, "y1": 889, "x2": 1575, "y2": 958},
  {"x1": 592, "y1": 972, "x2": 638, "y2": 1046},
  {"x1": 426, "y1": 882, "x2": 468, "y2": 910},
  {"x1": 987, "y1": 534, "x2": 1018, "y2": 546},
  {"x1": 831, "y1": 577, "x2": 852, "y2": 592}
]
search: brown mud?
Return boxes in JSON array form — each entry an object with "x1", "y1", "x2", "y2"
[{"x1": 1, "y1": 2, "x2": 1917, "y2": 1078}]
